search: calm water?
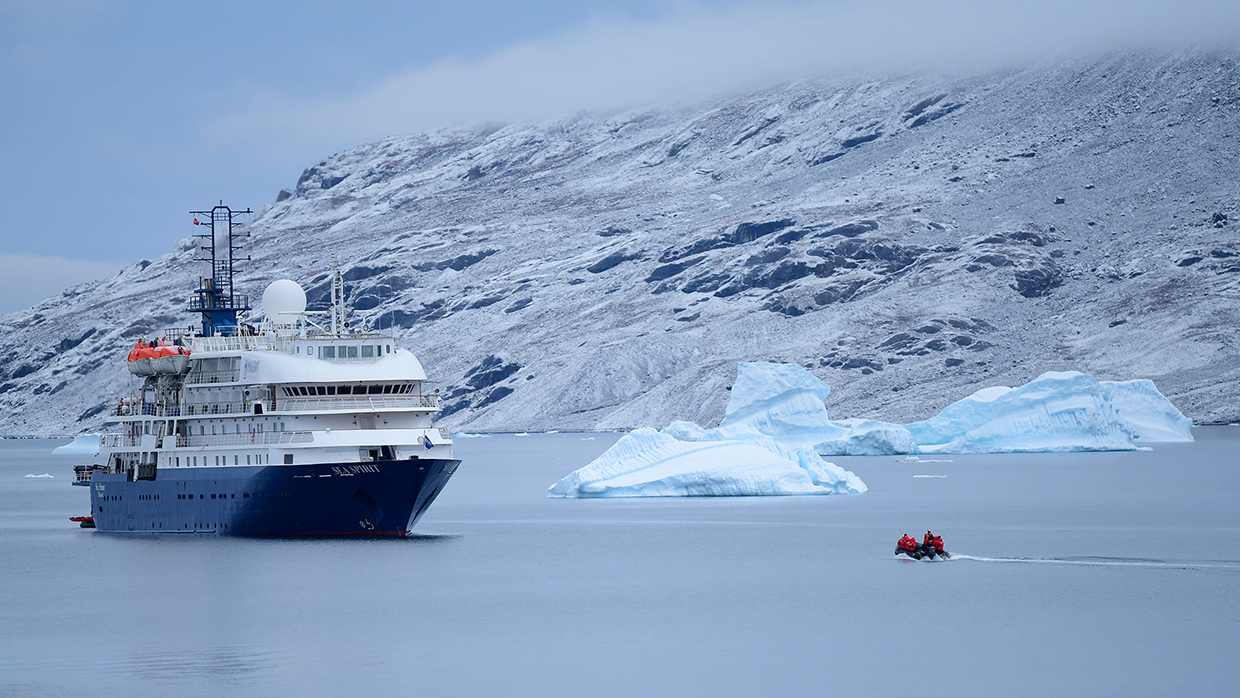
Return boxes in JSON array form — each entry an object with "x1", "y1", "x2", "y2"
[{"x1": 2, "y1": 430, "x2": 1238, "y2": 697}]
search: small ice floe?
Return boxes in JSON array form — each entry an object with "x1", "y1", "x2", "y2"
[
  {"x1": 453, "y1": 433, "x2": 492, "y2": 439},
  {"x1": 897, "y1": 456, "x2": 955, "y2": 463},
  {"x1": 580, "y1": 437, "x2": 596, "y2": 441},
  {"x1": 25, "y1": 474, "x2": 55, "y2": 479},
  {"x1": 51, "y1": 434, "x2": 102, "y2": 455},
  {"x1": 513, "y1": 432, "x2": 530, "y2": 437}
]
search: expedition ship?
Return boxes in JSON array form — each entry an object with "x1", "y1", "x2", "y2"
[{"x1": 72, "y1": 204, "x2": 459, "y2": 535}]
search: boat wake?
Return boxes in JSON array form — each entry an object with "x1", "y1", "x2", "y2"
[{"x1": 950, "y1": 554, "x2": 1240, "y2": 571}]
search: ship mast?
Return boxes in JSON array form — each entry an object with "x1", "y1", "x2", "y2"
[{"x1": 188, "y1": 202, "x2": 252, "y2": 337}]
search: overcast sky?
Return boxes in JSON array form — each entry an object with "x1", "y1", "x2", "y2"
[{"x1": 0, "y1": 0, "x2": 1236, "y2": 314}]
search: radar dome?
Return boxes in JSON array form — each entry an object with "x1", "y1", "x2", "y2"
[{"x1": 262, "y1": 279, "x2": 306, "y2": 324}]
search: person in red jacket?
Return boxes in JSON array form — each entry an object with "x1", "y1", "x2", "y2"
[
  {"x1": 896, "y1": 534, "x2": 921, "y2": 559},
  {"x1": 931, "y1": 533, "x2": 949, "y2": 559}
]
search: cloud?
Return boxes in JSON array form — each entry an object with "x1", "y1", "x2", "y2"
[
  {"x1": 0, "y1": 254, "x2": 122, "y2": 315},
  {"x1": 210, "y1": 0, "x2": 1240, "y2": 157}
]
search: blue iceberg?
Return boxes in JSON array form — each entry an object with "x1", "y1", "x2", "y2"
[
  {"x1": 51, "y1": 434, "x2": 101, "y2": 455},
  {"x1": 906, "y1": 371, "x2": 1193, "y2": 453},
  {"x1": 550, "y1": 363, "x2": 1193, "y2": 498},
  {"x1": 548, "y1": 426, "x2": 866, "y2": 498}
]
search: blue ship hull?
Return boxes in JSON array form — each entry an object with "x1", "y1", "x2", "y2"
[{"x1": 87, "y1": 458, "x2": 459, "y2": 536}]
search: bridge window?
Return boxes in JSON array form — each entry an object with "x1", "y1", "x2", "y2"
[
  {"x1": 321, "y1": 346, "x2": 335, "y2": 359},
  {"x1": 361, "y1": 345, "x2": 374, "y2": 358}
]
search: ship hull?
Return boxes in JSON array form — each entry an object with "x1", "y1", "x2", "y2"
[{"x1": 87, "y1": 458, "x2": 459, "y2": 536}]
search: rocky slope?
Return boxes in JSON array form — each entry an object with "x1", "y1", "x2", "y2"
[{"x1": 2, "y1": 49, "x2": 1238, "y2": 436}]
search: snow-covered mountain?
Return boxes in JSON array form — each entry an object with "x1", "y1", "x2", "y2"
[{"x1": 3, "y1": 50, "x2": 1238, "y2": 436}]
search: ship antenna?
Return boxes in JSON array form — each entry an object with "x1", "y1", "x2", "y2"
[{"x1": 187, "y1": 203, "x2": 252, "y2": 337}]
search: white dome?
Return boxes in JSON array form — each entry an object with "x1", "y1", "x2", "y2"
[{"x1": 262, "y1": 279, "x2": 306, "y2": 324}]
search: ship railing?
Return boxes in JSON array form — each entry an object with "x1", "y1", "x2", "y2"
[
  {"x1": 111, "y1": 403, "x2": 179, "y2": 417},
  {"x1": 175, "y1": 431, "x2": 314, "y2": 448},
  {"x1": 436, "y1": 427, "x2": 452, "y2": 440},
  {"x1": 191, "y1": 335, "x2": 276, "y2": 354},
  {"x1": 184, "y1": 368, "x2": 241, "y2": 385},
  {"x1": 274, "y1": 395, "x2": 440, "y2": 412},
  {"x1": 182, "y1": 402, "x2": 248, "y2": 416},
  {"x1": 100, "y1": 434, "x2": 124, "y2": 448}
]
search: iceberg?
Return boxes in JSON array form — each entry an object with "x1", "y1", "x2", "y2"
[
  {"x1": 713, "y1": 362, "x2": 914, "y2": 455},
  {"x1": 51, "y1": 434, "x2": 101, "y2": 455},
  {"x1": 906, "y1": 371, "x2": 1193, "y2": 453},
  {"x1": 453, "y1": 432, "x2": 492, "y2": 439},
  {"x1": 548, "y1": 427, "x2": 866, "y2": 498},
  {"x1": 25, "y1": 473, "x2": 54, "y2": 479},
  {"x1": 549, "y1": 363, "x2": 1193, "y2": 499}
]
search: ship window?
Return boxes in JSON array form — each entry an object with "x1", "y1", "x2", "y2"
[
  {"x1": 284, "y1": 454, "x2": 293, "y2": 464},
  {"x1": 361, "y1": 345, "x2": 374, "y2": 358},
  {"x1": 322, "y1": 346, "x2": 335, "y2": 359},
  {"x1": 234, "y1": 455, "x2": 239, "y2": 465},
  {"x1": 326, "y1": 386, "x2": 336, "y2": 395},
  {"x1": 316, "y1": 386, "x2": 326, "y2": 396},
  {"x1": 386, "y1": 345, "x2": 391, "y2": 353},
  {"x1": 368, "y1": 385, "x2": 382, "y2": 394},
  {"x1": 211, "y1": 494, "x2": 216, "y2": 499}
]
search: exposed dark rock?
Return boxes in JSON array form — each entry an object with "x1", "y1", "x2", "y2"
[
  {"x1": 469, "y1": 295, "x2": 507, "y2": 309},
  {"x1": 646, "y1": 256, "x2": 705, "y2": 283},
  {"x1": 587, "y1": 251, "x2": 641, "y2": 274},
  {"x1": 343, "y1": 265, "x2": 392, "y2": 282},
  {"x1": 924, "y1": 339, "x2": 948, "y2": 351},
  {"x1": 681, "y1": 272, "x2": 731, "y2": 294},
  {"x1": 1013, "y1": 265, "x2": 1063, "y2": 298},
  {"x1": 945, "y1": 358, "x2": 965, "y2": 367},
  {"x1": 467, "y1": 359, "x2": 521, "y2": 390},
  {"x1": 842, "y1": 131, "x2": 881, "y2": 149},
  {"x1": 276, "y1": 189, "x2": 293, "y2": 202},
  {"x1": 915, "y1": 325, "x2": 941, "y2": 334},
  {"x1": 774, "y1": 229, "x2": 810, "y2": 245},
  {"x1": 951, "y1": 335, "x2": 974, "y2": 346},
  {"x1": 813, "y1": 280, "x2": 865, "y2": 305},
  {"x1": 1008, "y1": 231, "x2": 1050, "y2": 246},
  {"x1": 658, "y1": 236, "x2": 731, "y2": 262},
  {"x1": 815, "y1": 220, "x2": 878, "y2": 238},
  {"x1": 1053, "y1": 196, "x2": 1066, "y2": 204},
  {"x1": 438, "y1": 399, "x2": 470, "y2": 418},
  {"x1": 1178, "y1": 256, "x2": 1203, "y2": 267},
  {"x1": 745, "y1": 246, "x2": 791, "y2": 266},
  {"x1": 880, "y1": 332, "x2": 916, "y2": 349},
  {"x1": 904, "y1": 94, "x2": 946, "y2": 119},
  {"x1": 597, "y1": 226, "x2": 631, "y2": 237},
  {"x1": 810, "y1": 151, "x2": 845, "y2": 166},
  {"x1": 504, "y1": 298, "x2": 533, "y2": 313},
  {"x1": 475, "y1": 386, "x2": 514, "y2": 408},
  {"x1": 413, "y1": 249, "x2": 498, "y2": 272},
  {"x1": 10, "y1": 364, "x2": 37, "y2": 380},
  {"x1": 973, "y1": 253, "x2": 1014, "y2": 267},
  {"x1": 1109, "y1": 319, "x2": 1127, "y2": 327},
  {"x1": 321, "y1": 175, "x2": 345, "y2": 189},
  {"x1": 390, "y1": 299, "x2": 449, "y2": 328},
  {"x1": 675, "y1": 312, "x2": 701, "y2": 322},
  {"x1": 1212, "y1": 212, "x2": 1228, "y2": 227},
  {"x1": 76, "y1": 403, "x2": 107, "y2": 422},
  {"x1": 56, "y1": 329, "x2": 96, "y2": 353},
  {"x1": 908, "y1": 101, "x2": 962, "y2": 128},
  {"x1": 728, "y1": 219, "x2": 796, "y2": 244}
]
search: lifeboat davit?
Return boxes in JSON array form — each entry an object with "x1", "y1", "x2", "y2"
[{"x1": 127, "y1": 341, "x2": 191, "y2": 375}]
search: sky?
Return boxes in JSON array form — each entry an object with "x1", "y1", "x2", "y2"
[{"x1": 0, "y1": 0, "x2": 1236, "y2": 314}]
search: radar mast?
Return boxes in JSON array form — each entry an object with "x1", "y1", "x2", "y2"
[{"x1": 187, "y1": 202, "x2": 252, "y2": 336}]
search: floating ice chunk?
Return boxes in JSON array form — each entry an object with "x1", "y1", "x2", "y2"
[
  {"x1": 661, "y1": 420, "x2": 707, "y2": 441},
  {"x1": 51, "y1": 434, "x2": 101, "y2": 455},
  {"x1": 548, "y1": 427, "x2": 865, "y2": 498},
  {"x1": 715, "y1": 362, "x2": 913, "y2": 455},
  {"x1": 453, "y1": 432, "x2": 492, "y2": 439},
  {"x1": 906, "y1": 371, "x2": 1190, "y2": 453},
  {"x1": 814, "y1": 418, "x2": 915, "y2": 456},
  {"x1": 25, "y1": 474, "x2": 54, "y2": 479},
  {"x1": 1098, "y1": 379, "x2": 1193, "y2": 442}
]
